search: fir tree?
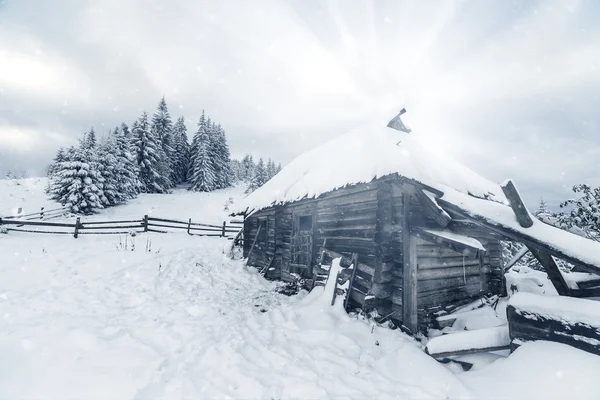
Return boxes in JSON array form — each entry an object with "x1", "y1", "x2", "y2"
[
  {"x1": 240, "y1": 154, "x2": 255, "y2": 182},
  {"x1": 536, "y1": 198, "x2": 551, "y2": 217},
  {"x1": 151, "y1": 97, "x2": 175, "y2": 189},
  {"x1": 82, "y1": 128, "x2": 97, "y2": 149},
  {"x1": 189, "y1": 112, "x2": 216, "y2": 191},
  {"x1": 133, "y1": 112, "x2": 169, "y2": 193},
  {"x1": 113, "y1": 126, "x2": 141, "y2": 199},
  {"x1": 47, "y1": 143, "x2": 107, "y2": 214},
  {"x1": 171, "y1": 116, "x2": 190, "y2": 184},
  {"x1": 266, "y1": 158, "x2": 276, "y2": 180},
  {"x1": 246, "y1": 157, "x2": 267, "y2": 193},
  {"x1": 211, "y1": 123, "x2": 232, "y2": 189},
  {"x1": 95, "y1": 137, "x2": 120, "y2": 207}
]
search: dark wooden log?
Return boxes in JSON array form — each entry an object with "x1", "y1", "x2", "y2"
[
  {"x1": 527, "y1": 246, "x2": 570, "y2": 296},
  {"x1": 507, "y1": 304, "x2": 600, "y2": 356},
  {"x1": 79, "y1": 224, "x2": 144, "y2": 230},
  {"x1": 81, "y1": 219, "x2": 142, "y2": 225},
  {"x1": 402, "y1": 192, "x2": 418, "y2": 332},
  {"x1": 413, "y1": 189, "x2": 451, "y2": 229},
  {"x1": 501, "y1": 180, "x2": 534, "y2": 228}
]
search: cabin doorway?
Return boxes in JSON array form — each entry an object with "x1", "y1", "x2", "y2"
[{"x1": 290, "y1": 214, "x2": 313, "y2": 275}]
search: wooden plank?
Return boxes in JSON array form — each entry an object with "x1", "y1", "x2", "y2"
[
  {"x1": 413, "y1": 189, "x2": 451, "y2": 229},
  {"x1": 501, "y1": 180, "x2": 534, "y2": 228},
  {"x1": 527, "y1": 246, "x2": 570, "y2": 296},
  {"x1": 412, "y1": 227, "x2": 483, "y2": 259},
  {"x1": 402, "y1": 192, "x2": 418, "y2": 333},
  {"x1": 0, "y1": 219, "x2": 76, "y2": 228}
]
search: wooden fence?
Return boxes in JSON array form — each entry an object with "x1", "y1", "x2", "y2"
[
  {"x1": 2, "y1": 206, "x2": 70, "y2": 221},
  {"x1": 0, "y1": 215, "x2": 244, "y2": 239}
]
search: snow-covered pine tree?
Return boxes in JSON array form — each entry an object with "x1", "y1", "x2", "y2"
[
  {"x1": 211, "y1": 123, "x2": 233, "y2": 189},
  {"x1": 558, "y1": 184, "x2": 600, "y2": 240},
  {"x1": 95, "y1": 137, "x2": 121, "y2": 207},
  {"x1": 82, "y1": 128, "x2": 97, "y2": 149},
  {"x1": 266, "y1": 158, "x2": 276, "y2": 180},
  {"x1": 535, "y1": 198, "x2": 551, "y2": 217},
  {"x1": 230, "y1": 159, "x2": 243, "y2": 182},
  {"x1": 189, "y1": 112, "x2": 216, "y2": 192},
  {"x1": 113, "y1": 126, "x2": 141, "y2": 199},
  {"x1": 246, "y1": 157, "x2": 267, "y2": 193},
  {"x1": 47, "y1": 141, "x2": 107, "y2": 214},
  {"x1": 47, "y1": 147, "x2": 67, "y2": 178},
  {"x1": 151, "y1": 97, "x2": 175, "y2": 189},
  {"x1": 132, "y1": 112, "x2": 169, "y2": 194},
  {"x1": 171, "y1": 116, "x2": 190, "y2": 184},
  {"x1": 276, "y1": 162, "x2": 282, "y2": 174},
  {"x1": 240, "y1": 154, "x2": 255, "y2": 182}
]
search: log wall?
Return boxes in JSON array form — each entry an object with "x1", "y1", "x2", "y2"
[{"x1": 243, "y1": 178, "x2": 505, "y2": 327}]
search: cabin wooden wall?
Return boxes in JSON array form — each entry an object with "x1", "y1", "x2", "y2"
[
  {"x1": 243, "y1": 178, "x2": 505, "y2": 330},
  {"x1": 243, "y1": 209, "x2": 276, "y2": 275}
]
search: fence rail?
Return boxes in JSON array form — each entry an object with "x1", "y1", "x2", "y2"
[
  {"x1": 2, "y1": 206, "x2": 70, "y2": 221},
  {"x1": 0, "y1": 214, "x2": 243, "y2": 239}
]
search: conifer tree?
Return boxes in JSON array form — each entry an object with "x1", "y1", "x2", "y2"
[
  {"x1": 151, "y1": 97, "x2": 175, "y2": 189},
  {"x1": 246, "y1": 157, "x2": 267, "y2": 193},
  {"x1": 47, "y1": 141, "x2": 107, "y2": 214},
  {"x1": 95, "y1": 137, "x2": 120, "y2": 207},
  {"x1": 113, "y1": 126, "x2": 141, "y2": 199},
  {"x1": 133, "y1": 112, "x2": 169, "y2": 193},
  {"x1": 171, "y1": 116, "x2": 190, "y2": 184},
  {"x1": 189, "y1": 112, "x2": 216, "y2": 191},
  {"x1": 240, "y1": 154, "x2": 255, "y2": 182},
  {"x1": 210, "y1": 123, "x2": 232, "y2": 189}
]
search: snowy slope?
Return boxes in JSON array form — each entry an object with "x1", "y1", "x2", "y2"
[
  {"x1": 0, "y1": 177, "x2": 61, "y2": 217},
  {"x1": 2, "y1": 183, "x2": 600, "y2": 399},
  {"x1": 233, "y1": 119, "x2": 505, "y2": 214}
]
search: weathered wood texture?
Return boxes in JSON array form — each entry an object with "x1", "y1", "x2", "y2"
[{"x1": 507, "y1": 304, "x2": 600, "y2": 356}]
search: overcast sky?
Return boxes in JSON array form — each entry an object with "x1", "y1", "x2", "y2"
[{"x1": 1, "y1": 0, "x2": 599, "y2": 209}]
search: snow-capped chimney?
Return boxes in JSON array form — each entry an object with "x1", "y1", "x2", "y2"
[{"x1": 387, "y1": 108, "x2": 411, "y2": 133}]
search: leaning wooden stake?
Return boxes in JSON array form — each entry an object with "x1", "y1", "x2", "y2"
[
  {"x1": 501, "y1": 179, "x2": 570, "y2": 295},
  {"x1": 187, "y1": 218, "x2": 192, "y2": 235}
]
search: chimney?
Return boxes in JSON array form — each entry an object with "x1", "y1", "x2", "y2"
[{"x1": 387, "y1": 108, "x2": 411, "y2": 133}]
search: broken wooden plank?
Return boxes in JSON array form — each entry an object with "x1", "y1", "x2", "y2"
[
  {"x1": 425, "y1": 325, "x2": 510, "y2": 359},
  {"x1": 527, "y1": 246, "x2": 570, "y2": 296},
  {"x1": 501, "y1": 180, "x2": 534, "y2": 228},
  {"x1": 413, "y1": 189, "x2": 452, "y2": 229}
]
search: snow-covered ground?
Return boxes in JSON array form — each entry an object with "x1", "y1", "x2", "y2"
[{"x1": 1, "y1": 178, "x2": 600, "y2": 399}]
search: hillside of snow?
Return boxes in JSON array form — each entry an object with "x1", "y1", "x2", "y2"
[
  {"x1": 0, "y1": 177, "x2": 61, "y2": 218},
  {"x1": 1, "y1": 179, "x2": 600, "y2": 399}
]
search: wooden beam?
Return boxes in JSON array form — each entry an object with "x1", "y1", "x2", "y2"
[
  {"x1": 413, "y1": 189, "x2": 452, "y2": 229},
  {"x1": 437, "y1": 198, "x2": 600, "y2": 275},
  {"x1": 412, "y1": 227, "x2": 484, "y2": 259},
  {"x1": 527, "y1": 246, "x2": 570, "y2": 296},
  {"x1": 402, "y1": 192, "x2": 418, "y2": 333},
  {"x1": 501, "y1": 180, "x2": 534, "y2": 228}
]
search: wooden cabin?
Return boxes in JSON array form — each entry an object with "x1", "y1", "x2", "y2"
[{"x1": 232, "y1": 113, "x2": 600, "y2": 335}]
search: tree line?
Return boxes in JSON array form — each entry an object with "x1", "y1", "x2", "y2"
[{"x1": 46, "y1": 97, "x2": 281, "y2": 214}]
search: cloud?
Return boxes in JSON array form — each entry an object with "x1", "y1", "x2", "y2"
[{"x1": 0, "y1": 0, "x2": 599, "y2": 210}]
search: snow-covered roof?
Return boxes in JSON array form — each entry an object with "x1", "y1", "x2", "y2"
[
  {"x1": 233, "y1": 120, "x2": 505, "y2": 215},
  {"x1": 440, "y1": 188, "x2": 600, "y2": 271}
]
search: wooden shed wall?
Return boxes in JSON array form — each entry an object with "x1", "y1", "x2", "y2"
[{"x1": 243, "y1": 178, "x2": 505, "y2": 329}]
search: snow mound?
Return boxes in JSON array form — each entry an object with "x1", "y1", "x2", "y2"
[
  {"x1": 233, "y1": 120, "x2": 504, "y2": 214},
  {"x1": 459, "y1": 341, "x2": 600, "y2": 400}
]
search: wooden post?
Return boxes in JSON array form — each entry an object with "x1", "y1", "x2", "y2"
[
  {"x1": 187, "y1": 218, "x2": 192, "y2": 235},
  {"x1": 222, "y1": 221, "x2": 226, "y2": 237},
  {"x1": 143, "y1": 215, "x2": 149, "y2": 232},
  {"x1": 528, "y1": 246, "x2": 570, "y2": 296},
  {"x1": 40, "y1": 207, "x2": 45, "y2": 220},
  {"x1": 402, "y1": 193, "x2": 418, "y2": 333},
  {"x1": 501, "y1": 180, "x2": 534, "y2": 228},
  {"x1": 74, "y1": 217, "x2": 80, "y2": 238},
  {"x1": 501, "y1": 180, "x2": 570, "y2": 295}
]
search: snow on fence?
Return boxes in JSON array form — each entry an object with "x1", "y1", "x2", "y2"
[{"x1": 0, "y1": 214, "x2": 243, "y2": 239}]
